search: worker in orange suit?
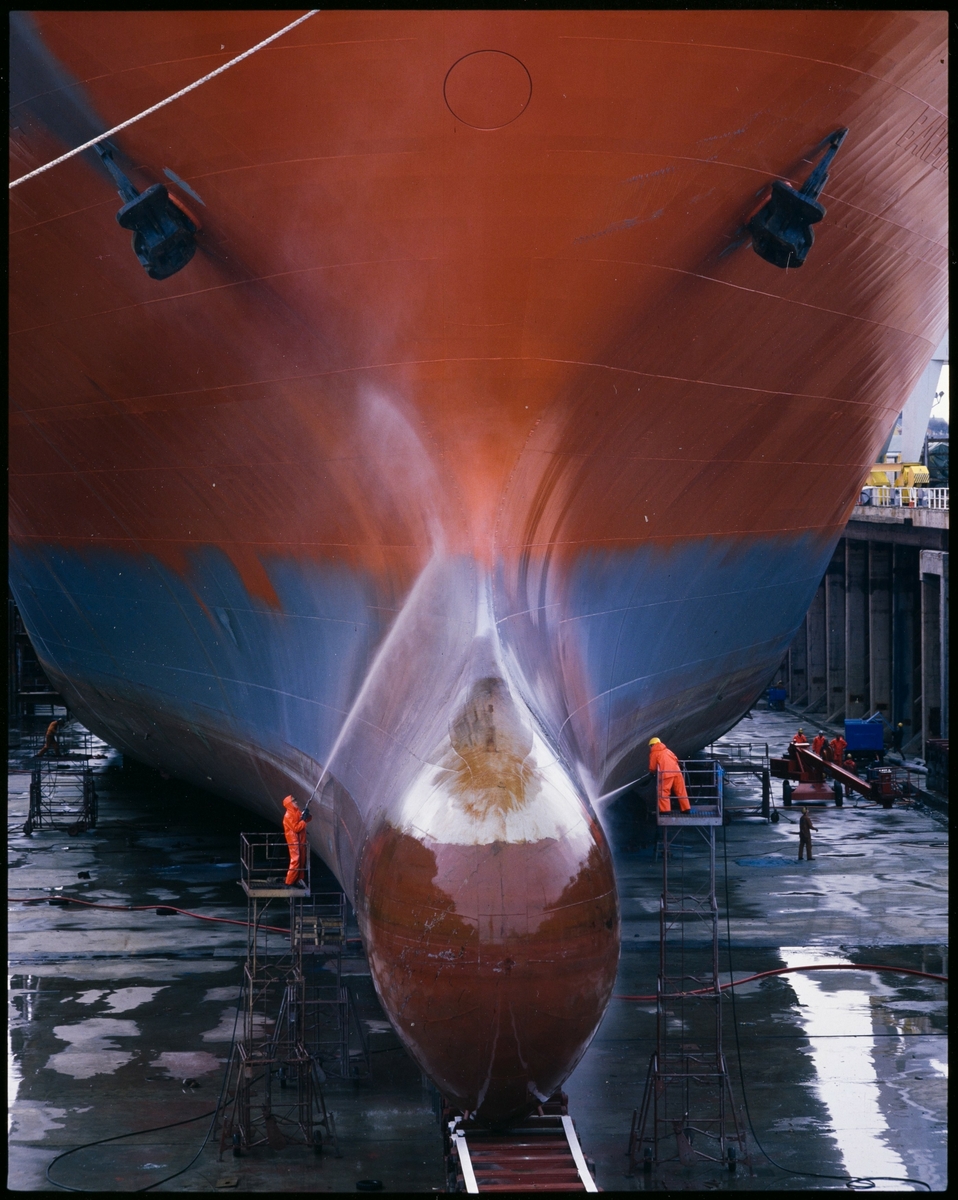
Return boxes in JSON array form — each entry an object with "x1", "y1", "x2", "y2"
[
  {"x1": 36, "y1": 718, "x2": 61, "y2": 758},
  {"x1": 829, "y1": 734, "x2": 847, "y2": 765},
  {"x1": 811, "y1": 731, "x2": 827, "y2": 757},
  {"x1": 282, "y1": 794, "x2": 312, "y2": 886},
  {"x1": 649, "y1": 737, "x2": 690, "y2": 813},
  {"x1": 791, "y1": 728, "x2": 809, "y2": 747}
]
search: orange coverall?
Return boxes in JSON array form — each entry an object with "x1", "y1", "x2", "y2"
[
  {"x1": 811, "y1": 735, "x2": 827, "y2": 756},
  {"x1": 650, "y1": 742, "x2": 690, "y2": 813},
  {"x1": 37, "y1": 719, "x2": 60, "y2": 758},
  {"x1": 829, "y1": 736, "x2": 847, "y2": 764},
  {"x1": 283, "y1": 795, "x2": 308, "y2": 886}
]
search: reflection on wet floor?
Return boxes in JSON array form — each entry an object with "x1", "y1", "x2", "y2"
[
  {"x1": 780, "y1": 947, "x2": 913, "y2": 1188},
  {"x1": 7, "y1": 706, "x2": 948, "y2": 1191}
]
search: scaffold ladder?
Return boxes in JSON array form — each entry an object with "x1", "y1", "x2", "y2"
[
  {"x1": 628, "y1": 760, "x2": 750, "y2": 1176},
  {"x1": 218, "y1": 833, "x2": 339, "y2": 1160}
]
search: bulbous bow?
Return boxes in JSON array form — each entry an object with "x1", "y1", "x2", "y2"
[{"x1": 355, "y1": 673, "x2": 619, "y2": 1125}]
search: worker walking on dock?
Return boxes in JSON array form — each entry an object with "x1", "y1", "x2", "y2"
[
  {"x1": 282, "y1": 794, "x2": 312, "y2": 886},
  {"x1": 649, "y1": 737, "x2": 690, "y2": 813},
  {"x1": 812, "y1": 731, "x2": 827, "y2": 757},
  {"x1": 798, "y1": 807, "x2": 817, "y2": 861},
  {"x1": 829, "y1": 734, "x2": 847, "y2": 765}
]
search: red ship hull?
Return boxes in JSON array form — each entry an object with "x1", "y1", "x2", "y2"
[{"x1": 8, "y1": 10, "x2": 947, "y2": 1122}]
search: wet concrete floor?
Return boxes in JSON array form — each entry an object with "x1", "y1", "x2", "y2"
[{"x1": 7, "y1": 706, "x2": 947, "y2": 1191}]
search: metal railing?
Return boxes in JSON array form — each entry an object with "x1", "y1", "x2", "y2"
[{"x1": 857, "y1": 486, "x2": 948, "y2": 510}]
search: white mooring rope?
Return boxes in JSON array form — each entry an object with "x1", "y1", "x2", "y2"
[{"x1": 9, "y1": 9, "x2": 320, "y2": 189}]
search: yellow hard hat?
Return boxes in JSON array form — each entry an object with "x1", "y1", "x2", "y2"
[{"x1": 648, "y1": 736, "x2": 661, "y2": 745}]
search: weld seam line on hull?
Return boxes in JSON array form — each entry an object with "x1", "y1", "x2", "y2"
[
  {"x1": 9, "y1": 37, "x2": 419, "y2": 121},
  {"x1": 4, "y1": 354, "x2": 906, "y2": 411},
  {"x1": 573, "y1": 260, "x2": 941, "y2": 341},
  {"x1": 555, "y1": 627, "x2": 792, "y2": 738},
  {"x1": 555, "y1": 34, "x2": 945, "y2": 117},
  {"x1": 6, "y1": 253, "x2": 440, "y2": 332},
  {"x1": 9, "y1": 10, "x2": 322, "y2": 189},
  {"x1": 552, "y1": 571, "x2": 830, "y2": 626},
  {"x1": 10, "y1": 406, "x2": 260, "y2": 763}
]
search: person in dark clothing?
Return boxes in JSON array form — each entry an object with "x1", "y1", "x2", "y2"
[
  {"x1": 798, "y1": 807, "x2": 817, "y2": 860},
  {"x1": 842, "y1": 755, "x2": 859, "y2": 800},
  {"x1": 891, "y1": 723, "x2": 904, "y2": 754}
]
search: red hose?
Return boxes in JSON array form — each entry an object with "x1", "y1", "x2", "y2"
[
  {"x1": 615, "y1": 961, "x2": 947, "y2": 1001},
  {"x1": 10, "y1": 900, "x2": 947, "y2": 986}
]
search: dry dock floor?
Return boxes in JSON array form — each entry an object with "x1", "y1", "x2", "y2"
[{"x1": 8, "y1": 706, "x2": 947, "y2": 1192}]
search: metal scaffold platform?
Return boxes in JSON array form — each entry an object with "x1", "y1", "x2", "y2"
[
  {"x1": 706, "y1": 741, "x2": 774, "y2": 820},
  {"x1": 218, "y1": 833, "x2": 340, "y2": 1160},
  {"x1": 24, "y1": 756, "x2": 98, "y2": 835},
  {"x1": 628, "y1": 760, "x2": 751, "y2": 1177}
]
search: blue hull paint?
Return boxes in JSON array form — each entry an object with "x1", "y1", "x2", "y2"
[{"x1": 11, "y1": 531, "x2": 827, "y2": 856}]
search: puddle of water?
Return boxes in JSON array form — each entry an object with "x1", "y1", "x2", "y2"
[
  {"x1": 202, "y1": 986, "x2": 242, "y2": 1003},
  {"x1": 8, "y1": 974, "x2": 41, "y2": 1129},
  {"x1": 199, "y1": 1005, "x2": 270, "y2": 1042},
  {"x1": 9, "y1": 1103, "x2": 68, "y2": 1143},
  {"x1": 102, "y1": 986, "x2": 167, "y2": 1014},
  {"x1": 780, "y1": 947, "x2": 913, "y2": 1190},
  {"x1": 47, "y1": 1017, "x2": 140, "y2": 1078},
  {"x1": 74, "y1": 990, "x2": 107, "y2": 1006},
  {"x1": 8, "y1": 1017, "x2": 21, "y2": 1132},
  {"x1": 150, "y1": 1050, "x2": 223, "y2": 1077}
]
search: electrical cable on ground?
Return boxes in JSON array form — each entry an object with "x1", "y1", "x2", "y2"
[
  {"x1": 46, "y1": 978, "x2": 248, "y2": 1192},
  {"x1": 9, "y1": 9, "x2": 321, "y2": 189},
  {"x1": 613, "y1": 959, "x2": 947, "y2": 1001},
  {"x1": 717, "y1": 822, "x2": 932, "y2": 1192},
  {"x1": 9, "y1": 894, "x2": 364, "y2": 943}
]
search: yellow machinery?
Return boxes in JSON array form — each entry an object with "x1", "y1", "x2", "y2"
[{"x1": 865, "y1": 462, "x2": 930, "y2": 488}]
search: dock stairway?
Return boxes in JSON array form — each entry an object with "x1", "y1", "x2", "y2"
[{"x1": 445, "y1": 1093, "x2": 597, "y2": 1192}]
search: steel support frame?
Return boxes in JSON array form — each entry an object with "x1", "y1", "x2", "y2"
[
  {"x1": 630, "y1": 818, "x2": 748, "y2": 1176},
  {"x1": 218, "y1": 835, "x2": 339, "y2": 1159},
  {"x1": 25, "y1": 760, "x2": 97, "y2": 834}
]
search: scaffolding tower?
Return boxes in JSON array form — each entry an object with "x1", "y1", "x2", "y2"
[
  {"x1": 218, "y1": 833, "x2": 339, "y2": 1159},
  {"x1": 628, "y1": 760, "x2": 750, "y2": 1176},
  {"x1": 24, "y1": 758, "x2": 97, "y2": 834},
  {"x1": 298, "y1": 893, "x2": 371, "y2": 1080}
]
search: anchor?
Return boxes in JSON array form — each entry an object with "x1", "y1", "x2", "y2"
[{"x1": 748, "y1": 127, "x2": 848, "y2": 269}]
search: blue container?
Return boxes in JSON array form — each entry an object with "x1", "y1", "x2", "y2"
[
  {"x1": 844, "y1": 716, "x2": 884, "y2": 751},
  {"x1": 767, "y1": 687, "x2": 787, "y2": 711}
]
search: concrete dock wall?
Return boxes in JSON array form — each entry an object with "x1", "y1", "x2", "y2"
[{"x1": 780, "y1": 505, "x2": 948, "y2": 761}]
